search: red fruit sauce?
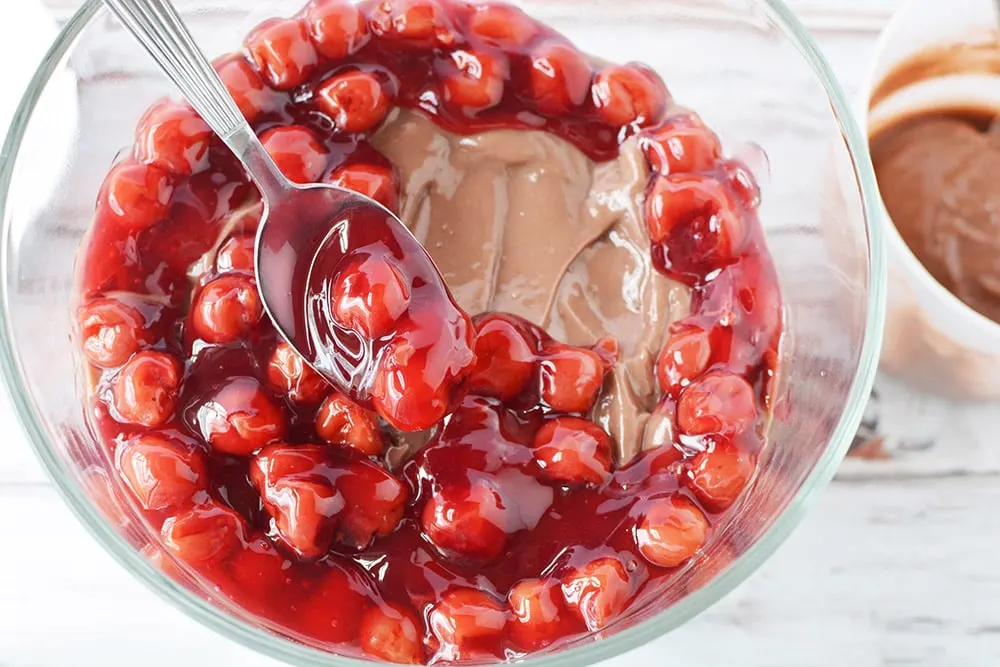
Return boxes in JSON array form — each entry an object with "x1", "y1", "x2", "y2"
[
  {"x1": 74, "y1": 0, "x2": 782, "y2": 663},
  {"x1": 282, "y1": 194, "x2": 477, "y2": 432}
]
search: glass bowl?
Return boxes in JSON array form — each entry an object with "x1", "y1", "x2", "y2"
[{"x1": 0, "y1": 0, "x2": 885, "y2": 665}]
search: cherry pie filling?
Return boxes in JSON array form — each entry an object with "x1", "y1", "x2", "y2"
[{"x1": 75, "y1": 0, "x2": 781, "y2": 663}]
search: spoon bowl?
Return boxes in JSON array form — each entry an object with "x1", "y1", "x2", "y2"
[{"x1": 253, "y1": 180, "x2": 439, "y2": 402}]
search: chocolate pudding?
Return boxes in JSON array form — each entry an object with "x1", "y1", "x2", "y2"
[
  {"x1": 870, "y1": 39, "x2": 1000, "y2": 325},
  {"x1": 871, "y1": 107, "x2": 1000, "y2": 324},
  {"x1": 372, "y1": 109, "x2": 691, "y2": 464}
]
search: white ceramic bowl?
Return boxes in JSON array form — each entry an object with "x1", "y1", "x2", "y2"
[{"x1": 861, "y1": 0, "x2": 1000, "y2": 400}]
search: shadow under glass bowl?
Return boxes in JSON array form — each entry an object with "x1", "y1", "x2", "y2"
[{"x1": 0, "y1": 0, "x2": 885, "y2": 665}]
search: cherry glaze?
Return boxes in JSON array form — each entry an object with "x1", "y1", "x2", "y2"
[
  {"x1": 264, "y1": 194, "x2": 475, "y2": 432},
  {"x1": 75, "y1": 0, "x2": 782, "y2": 663}
]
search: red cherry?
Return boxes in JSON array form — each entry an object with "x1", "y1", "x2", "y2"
[
  {"x1": 268, "y1": 341, "x2": 329, "y2": 404},
  {"x1": 265, "y1": 477, "x2": 343, "y2": 559},
  {"x1": 635, "y1": 495, "x2": 709, "y2": 567},
  {"x1": 220, "y1": 535, "x2": 297, "y2": 618},
  {"x1": 591, "y1": 64, "x2": 669, "y2": 128},
  {"x1": 694, "y1": 268, "x2": 741, "y2": 336},
  {"x1": 250, "y1": 442, "x2": 328, "y2": 488},
  {"x1": 260, "y1": 125, "x2": 329, "y2": 184},
  {"x1": 560, "y1": 556, "x2": 634, "y2": 631},
  {"x1": 294, "y1": 562, "x2": 368, "y2": 643},
  {"x1": 215, "y1": 234, "x2": 256, "y2": 274},
  {"x1": 372, "y1": 335, "x2": 465, "y2": 432},
  {"x1": 533, "y1": 417, "x2": 613, "y2": 486},
  {"x1": 316, "y1": 392, "x2": 384, "y2": 456},
  {"x1": 427, "y1": 588, "x2": 507, "y2": 658},
  {"x1": 370, "y1": 364, "x2": 453, "y2": 433},
  {"x1": 695, "y1": 266, "x2": 778, "y2": 374},
  {"x1": 359, "y1": 602, "x2": 424, "y2": 664},
  {"x1": 160, "y1": 500, "x2": 246, "y2": 564},
  {"x1": 101, "y1": 160, "x2": 174, "y2": 231},
  {"x1": 722, "y1": 158, "x2": 762, "y2": 210},
  {"x1": 134, "y1": 99, "x2": 212, "y2": 176},
  {"x1": 467, "y1": 314, "x2": 535, "y2": 401},
  {"x1": 442, "y1": 49, "x2": 507, "y2": 112},
  {"x1": 645, "y1": 174, "x2": 744, "y2": 275},
  {"x1": 676, "y1": 371, "x2": 757, "y2": 436},
  {"x1": 250, "y1": 444, "x2": 342, "y2": 558},
  {"x1": 197, "y1": 377, "x2": 288, "y2": 455},
  {"x1": 369, "y1": 0, "x2": 456, "y2": 49},
  {"x1": 190, "y1": 274, "x2": 262, "y2": 344},
  {"x1": 78, "y1": 297, "x2": 146, "y2": 368},
  {"x1": 507, "y1": 578, "x2": 573, "y2": 651},
  {"x1": 245, "y1": 17, "x2": 319, "y2": 90},
  {"x1": 656, "y1": 321, "x2": 713, "y2": 396},
  {"x1": 113, "y1": 350, "x2": 181, "y2": 427},
  {"x1": 526, "y1": 41, "x2": 592, "y2": 115},
  {"x1": 117, "y1": 433, "x2": 208, "y2": 511},
  {"x1": 687, "y1": 440, "x2": 753, "y2": 511},
  {"x1": 213, "y1": 54, "x2": 276, "y2": 123},
  {"x1": 306, "y1": 0, "x2": 370, "y2": 61},
  {"x1": 421, "y1": 479, "x2": 512, "y2": 561},
  {"x1": 327, "y1": 162, "x2": 399, "y2": 212},
  {"x1": 537, "y1": 342, "x2": 607, "y2": 414},
  {"x1": 330, "y1": 252, "x2": 411, "y2": 338},
  {"x1": 639, "y1": 113, "x2": 722, "y2": 176},
  {"x1": 467, "y1": 4, "x2": 538, "y2": 49},
  {"x1": 316, "y1": 70, "x2": 392, "y2": 134},
  {"x1": 335, "y1": 459, "x2": 409, "y2": 548}
]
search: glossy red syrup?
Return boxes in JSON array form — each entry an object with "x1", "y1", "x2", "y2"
[
  {"x1": 74, "y1": 0, "x2": 781, "y2": 663},
  {"x1": 254, "y1": 190, "x2": 476, "y2": 433}
]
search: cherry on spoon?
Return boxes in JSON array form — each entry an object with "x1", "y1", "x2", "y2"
[{"x1": 102, "y1": 0, "x2": 476, "y2": 431}]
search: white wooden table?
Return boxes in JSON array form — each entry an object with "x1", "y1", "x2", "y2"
[{"x1": 4, "y1": 0, "x2": 1000, "y2": 665}]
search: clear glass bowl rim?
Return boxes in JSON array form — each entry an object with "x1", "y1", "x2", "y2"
[{"x1": 0, "y1": 1, "x2": 887, "y2": 665}]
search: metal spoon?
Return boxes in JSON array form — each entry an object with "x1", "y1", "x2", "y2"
[{"x1": 101, "y1": 0, "x2": 421, "y2": 399}]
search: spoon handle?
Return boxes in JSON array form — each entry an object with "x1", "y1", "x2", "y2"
[{"x1": 102, "y1": 0, "x2": 288, "y2": 197}]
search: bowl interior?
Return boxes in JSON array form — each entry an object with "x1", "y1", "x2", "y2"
[{"x1": 0, "y1": 1, "x2": 883, "y2": 665}]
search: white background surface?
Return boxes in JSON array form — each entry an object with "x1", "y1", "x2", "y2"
[{"x1": 4, "y1": 0, "x2": 1000, "y2": 666}]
